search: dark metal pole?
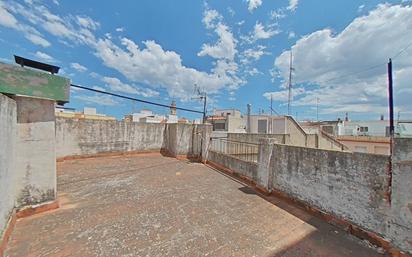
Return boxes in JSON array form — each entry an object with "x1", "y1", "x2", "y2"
[
  {"x1": 202, "y1": 94, "x2": 207, "y2": 124},
  {"x1": 388, "y1": 59, "x2": 394, "y2": 137}
]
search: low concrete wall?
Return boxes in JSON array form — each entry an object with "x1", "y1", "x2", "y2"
[
  {"x1": 56, "y1": 118, "x2": 212, "y2": 160},
  {"x1": 206, "y1": 136, "x2": 412, "y2": 254},
  {"x1": 0, "y1": 94, "x2": 16, "y2": 239},
  {"x1": 269, "y1": 144, "x2": 391, "y2": 240},
  {"x1": 208, "y1": 151, "x2": 258, "y2": 181},
  {"x1": 56, "y1": 118, "x2": 166, "y2": 158}
]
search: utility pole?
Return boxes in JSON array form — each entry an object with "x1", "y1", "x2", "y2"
[
  {"x1": 270, "y1": 94, "x2": 273, "y2": 116},
  {"x1": 388, "y1": 59, "x2": 394, "y2": 137},
  {"x1": 193, "y1": 84, "x2": 207, "y2": 124},
  {"x1": 316, "y1": 97, "x2": 319, "y2": 122},
  {"x1": 202, "y1": 93, "x2": 207, "y2": 124},
  {"x1": 287, "y1": 50, "x2": 294, "y2": 116}
]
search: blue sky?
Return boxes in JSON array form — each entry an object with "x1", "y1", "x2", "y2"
[{"x1": 0, "y1": 0, "x2": 411, "y2": 121}]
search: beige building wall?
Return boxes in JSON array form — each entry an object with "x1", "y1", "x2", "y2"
[{"x1": 337, "y1": 136, "x2": 390, "y2": 155}]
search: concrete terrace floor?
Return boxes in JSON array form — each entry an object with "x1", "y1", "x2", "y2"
[{"x1": 5, "y1": 154, "x2": 387, "y2": 257}]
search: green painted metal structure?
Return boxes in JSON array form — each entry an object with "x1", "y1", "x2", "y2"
[{"x1": 0, "y1": 62, "x2": 70, "y2": 103}]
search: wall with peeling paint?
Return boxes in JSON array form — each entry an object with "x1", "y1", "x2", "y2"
[
  {"x1": 0, "y1": 93, "x2": 16, "y2": 239},
  {"x1": 269, "y1": 144, "x2": 391, "y2": 242},
  {"x1": 206, "y1": 137, "x2": 412, "y2": 254},
  {"x1": 55, "y1": 118, "x2": 212, "y2": 160},
  {"x1": 13, "y1": 96, "x2": 56, "y2": 207},
  {"x1": 266, "y1": 141, "x2": 411, "y2": 254}
]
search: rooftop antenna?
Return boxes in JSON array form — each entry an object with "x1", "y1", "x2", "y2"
[
  {"x1": 287, "y1": 50, "x2": 294, "y2": 115},
  {"x1": 192, "y1": 83, "x2": 207, "y2": 124}
]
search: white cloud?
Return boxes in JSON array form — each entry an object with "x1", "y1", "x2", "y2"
[
  {"x1": 34, "y1": 51, "x2": 54, "y2": 62},
  {"x1": 3, "y1": 1, "x2": 244, "y2": 101},
  {"x1": 95, "y1": 38, "x2": 242, "y2": 100},
  {"x1": 115, "y1": 27, "x2": 124, "y2": 32},
  {"x1": 101, "y1": 76, "x2": 160, "y2": 98},
  {"x1": 263, "y1": 87, "x2": 305, "y2": 102},
  {"x1": 74, "y1": 94, "x2": 118, "y2": 106},
  {"x1": 287, "y1": 0, "x2": 299, "y2": 11},
  {"x1": 202, "y1": 8, "x2": 221, "y2": 29},
  {"x1": 240, "y1": 45, "x2": 268, "y2": 64},
  {"x1": 0, "y1": 2, "x2": 18, "y2": 28},
  {"x1": 288, "y1": 31, "x2": 296, "y2": 39},
  {"x1": 358, "y1": 5, "x2": 366, "y2": 13},
  {"x1": 198, "y1": 23, "x2": 237, "y2": 60},
  {"x1": 0, "y1": 2, "x2": 50, "y2": 47},
  {"x1": 71, "y1": 62, "x2": 88, "y2": 72},
  {"x1": 76, "y1": 16, "x2": 100, "y2": 30},
  {"x1": 24, "y1": 32, "x2": 50, "y2": 47},
  {"x1": 270, "y1": 4, "x2": 412, "y2": 115},
  {"x1": 270, "y1": 9, "x2": 286, "y2": 20},
  {"x1": 92, "y1": 86, "x2": 106, "y2": 91},
  {"x1": 6, "y1": 2, "x2": 97, "y2": 46},
  {"x1": 246, "y1": 0, "x2": 262, "y2": 12},
  {"x1": 252, "y1": 22, "x2": 280, "y2": 41}
]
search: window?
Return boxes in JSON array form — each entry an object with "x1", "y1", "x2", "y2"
[
  {"x1": 258, "y1": 120, "x2": 267, "y2": 134},
  {"x1": 213, "y1": 123, "x2": 226, "y2": 131},
  {"x1": 359, "y1": 126, "x2": 368, "y2": 132}
]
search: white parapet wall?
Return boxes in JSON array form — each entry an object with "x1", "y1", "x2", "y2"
[{"x1": 0, "y1": 94, "x2": 16, "y2": 240}]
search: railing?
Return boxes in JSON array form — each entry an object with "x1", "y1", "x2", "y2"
[{"x1": 209, "y1": 138, "x2": 259, "y2": 163}]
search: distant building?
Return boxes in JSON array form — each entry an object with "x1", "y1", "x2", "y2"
[
  {"x1": 336, "y1": 135, "x2": 390, "y2": 155},
  {"x1": 55, "y1": 107, "x2": 116, "y2": 121},
  {"x1": 245, "y1": 114, "x2": 345, "y2": 151},
  {"x1": 207, "y1": 109, "x2": 246, "y2": 133}
]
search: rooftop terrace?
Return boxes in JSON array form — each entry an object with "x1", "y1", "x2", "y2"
[{"x1": 5, "y1": 154, "x2": 385, "y2": 257}]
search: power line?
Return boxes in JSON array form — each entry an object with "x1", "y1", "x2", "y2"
[
  {"x1": 321, "y1": 63, "x2": 385, "y2": 84},
  {"x1": 70, "y1": 84, "x2": 204, "y2": 114},
  {"x1": 392, "y1": 40, "x2": 412, "y2": 59}
]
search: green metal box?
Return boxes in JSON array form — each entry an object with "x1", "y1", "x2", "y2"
[{"x1": 0, "y1": 62, "x2": 70, "y2": 103}]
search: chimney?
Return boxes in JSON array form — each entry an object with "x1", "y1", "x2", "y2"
[{"x1": 247, "y1": 104, "x2": 251, "y2": 133}]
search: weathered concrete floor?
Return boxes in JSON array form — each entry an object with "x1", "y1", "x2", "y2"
[{"x1": 5, "y1": 154, "x2": 387, "y2": 257}]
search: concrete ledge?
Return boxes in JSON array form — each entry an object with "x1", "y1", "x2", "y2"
[
  {"x1": 16, "y1": 200, "x2": 60, "y2": 219},
  {"x1": 57, "y1": 150, "x2": 164, "y2": 162},
  {"x1": 204, "y1": 160, "x2": 410, "y2": 257},
  {"x1": 0, "y1": 211, "x2": 16, "y2": 257}
]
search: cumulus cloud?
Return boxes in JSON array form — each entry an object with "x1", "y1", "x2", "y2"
[
  {"x1": 95, "y1": 38, "x2": 242, "y2": 99},
  {"x1": 3, "y1": 1, "x2": 244, "y2": 101},
  {"x1": 34, "y1": 51, "x2": 55, "y2": 62},
  {"x1": 268, "y1": 4, "x2": 412, "y2": 115},
  {"x1": 198, "y1": 23, "x2": 237, "y2": 60},
  {"x1": 253, "y1": 22, "x2": 279, "y2": 40},
  {"x1": 71, "y1": 62, "x2": 88, "y2": 72},
  {"x1": 246, "y1": 0, "x2": 262, "y2": 12},
  {"x1": 202, "y1": 8, "x2": 221, "y2": 29}
]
